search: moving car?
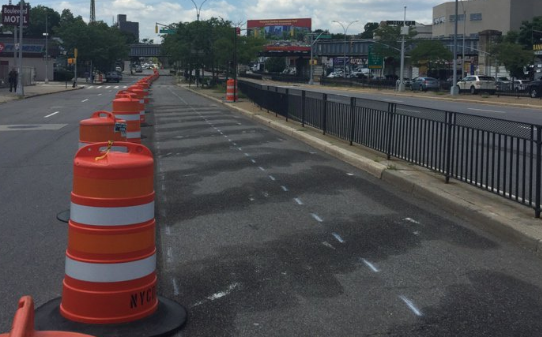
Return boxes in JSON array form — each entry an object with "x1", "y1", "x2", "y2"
[
  {"x1": 410, "y1": 77, "x2": 439, "y2": 91},
  {"x1": 456, "y1": 75, "x2": 496, "y2": 94},
  {"x1": 105, "y1": 71, "x2": 121, "y2": 83},
  {"x1": 526, "y1": 79, "x2": 542, "y2": 98}
]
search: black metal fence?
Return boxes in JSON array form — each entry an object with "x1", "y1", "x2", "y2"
[{"x1": 238, "y1": 80, "x2": 542, "y2": 217}]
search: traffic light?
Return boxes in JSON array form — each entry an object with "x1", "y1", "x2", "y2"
[
  {"x1": 155, "y1": 24, "x2": 158, "y2": 34},
  {"x1": 235, "y1": 27, "x2": 240, "y2": 35}
]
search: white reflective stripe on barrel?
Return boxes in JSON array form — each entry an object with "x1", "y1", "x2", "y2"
[
  {"x1": 114, "y1": 114, "x2": 140, "y2": 121},
  {"x1": 78, "y1": 143, "x2": 128, "y2": 152},
  {"x1": 65, "y1": 254, "x2": 156, "y2": 282},
  {"x1": 70, "y1": 201, "x2": 154, "y2": 226},
  {"x1": 126, "y1": 131, "x2": 141, "y2": 139}
]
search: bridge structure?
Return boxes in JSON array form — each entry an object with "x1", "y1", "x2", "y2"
[
  {"x1": 260, "y1": 37, "x2": 482, "y2": 59},
  {"x1": 129, "y1": 44, "x2": 164, "y2": 57}
]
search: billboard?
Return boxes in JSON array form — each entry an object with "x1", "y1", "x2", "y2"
[{"x1": 247, "y1": 18, "x2": 311, "y2": 40}]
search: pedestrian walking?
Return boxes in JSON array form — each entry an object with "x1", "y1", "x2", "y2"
[{"x1": 8, "y1": 68, "x2": 17, "y2": 92}]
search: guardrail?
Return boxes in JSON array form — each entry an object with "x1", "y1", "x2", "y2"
[{"x1": 238, "y1": 80, "x2": 542, "y2": 217}]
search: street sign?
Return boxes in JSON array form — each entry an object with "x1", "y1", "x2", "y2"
[
  {"x1": 367, "y1": 44, "x2": 383, "y2": 69},
  {"x1": 1, "y1": 5, "x2": 30, "y2": 27},
  {"x1": 159, "y1": 29, "x2": 175, "y2": 34},
  {"x1": 319, "y1": 34, "x2": 332, "y2": 39}
]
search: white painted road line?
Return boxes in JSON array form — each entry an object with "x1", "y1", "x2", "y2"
[
  {"x1": 468, "y1": 107, "x2": 505, "y2": 114},
  {"x1": 294, "y1": 198, "x2": 303, "y2": 205},
  {"x1": 258, "y1": 166, "x2": 265, "y2": 171},
  {"x1": 360, "y1": 258, "x2": 380, "y2": 272},
  {"x1": 322, "y1": 241, "x2": 336, "y2": 250},
  {"x1": 269, "y1": 175, "x2": 276, "y2": 181},
  {"x1": 399, "y1": 295, "x2": 423, "y2": 316},
  {"x1": 81, "y1": 99, "x2": 89, "y2": 102},
  {"x1": 251, "y1": 159, "x2": 256, "y2": 164},
  {"x1": 281, "y1": 186, "x2": 289, "y2": 192},
  {"x1": 311, "y1": 213, "x2": 323, "y2": 222},
  {"x1": 332, "y1": 232, "x2": 345, "y2": 243},
  {"x1": 44, "y1": 111, "x2": 60, "y2": 118},
  {"x1": 403, "y1": 218, "x2": 420, "y2": 225},
  {"x1": 172, "y1": 278, "x2": 180, "y2": 295}
]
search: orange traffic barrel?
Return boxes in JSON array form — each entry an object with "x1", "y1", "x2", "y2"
[
  {"x1": 79, "y1": 111, "x2": 126, "y2": 149},
  {"x1": 34, "y1": 143, "x2": 187, "y2": 336},
  {"x1": 127, "y1": 87, "x2": 148, "y2": 123},
  {"x1": 117, "y1": 91, "x2": 145, "y2": 123},
  {"x1": 61, "y1": 142, "x2": 157, "y2": 324},
  {"x1": 226, "y1": 79, "x2": 237, "y2": 102},
  {"x1": 112, "y1": 97, "x2": 141, "y2": 143},
  {"x1": 0, "y1": 296, "x2": 95, "y2": 337}
]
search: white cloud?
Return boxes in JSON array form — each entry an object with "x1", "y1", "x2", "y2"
[{"x1": 40, "y1": 0, "x2": 443, "y2": 40}]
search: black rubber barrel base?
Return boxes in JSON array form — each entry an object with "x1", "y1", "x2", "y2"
[
  {"x1": 35, "y1": 296, "x2": 187, "y2": 337},
  {"x1": 56, "y1": 210, "x2": 70, "y2": 223}
]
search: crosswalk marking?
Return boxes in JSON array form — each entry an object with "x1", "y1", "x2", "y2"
[{"x1": 86, "y1": 85, "x2": 127, "y2": 89}]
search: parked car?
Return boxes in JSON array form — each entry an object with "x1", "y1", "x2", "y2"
[
  {"x1": 411, "y1": 77, "x2": 440, "y2": 91},
  {"x1": 396, "y1": 78, "x2": 412, "y2": 88},
  {"x1": 135, "y1": 65, "x2": 143, "y2": 73},
  {"x1": 105, "y1": 71, "x2": 121, "y2": 83},
  {"x1": 513, "y1": 79, "x2": 530, "y2": 92},
  {"x1": 456, "y1": 75, "x2": 496, "y2": 94},
  {"x1": 526, "y1": 79, "x2": 542, "y2": 98},
  {"x1": 327, "y1": 72, "x2": 343, "y2": 78},
  {"x1": 495, "y1": 76, "x2": 511, "y2": 91}
]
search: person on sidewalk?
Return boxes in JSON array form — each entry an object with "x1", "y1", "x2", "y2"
[{"x1": 8, "y1": 68, "x2": 17, "y2": 92}]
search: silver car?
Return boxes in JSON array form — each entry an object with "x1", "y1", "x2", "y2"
[{"x1": 411, "y1": 77, "x2": 440, "y2": 91}]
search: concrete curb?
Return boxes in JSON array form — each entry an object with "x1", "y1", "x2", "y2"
[
  {"x1": 0, "y1": 86, "x2": 84, "y2": 105},
  {"x1": 185, "y1": 86, "x2": 542, "y2": 257}
]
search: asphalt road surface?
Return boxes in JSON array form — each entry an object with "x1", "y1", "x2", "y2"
[
  {"x1": 2, "y1": 76, "x2": 542, "y2": 336},
  {"x1": 150, "y1": 78, "x2": 542, "y2": 336}
]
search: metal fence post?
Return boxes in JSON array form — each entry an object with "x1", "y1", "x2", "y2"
[
  {"x1": 322, "y1": 94, "x2": 328, "y2": 135},
  {"x1": 386, "y1": 103, "x2": 396, "y2": 160},
  {"x1": 285, "y1": 88, "x2": 289, "y2": 121},
  {"x1": 445, "y1": 111, "x2": 455, "y2": 184},
  {"x1": 349, "y1": 97, "x2": 356, "y2": 146},
  {"x1": 536, "y1": 126, "x2": 542, "y2": 218},
  {"x1": 301, "y1": 90, "x2": 306, "y2": 127}
]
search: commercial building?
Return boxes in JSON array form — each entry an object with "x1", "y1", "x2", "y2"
[
  {"x1": 117, "y1": 14, "x2": 139, "y2": 42},
  {"x1": 432, "y1": 0, "x2": 542, "y2": 38}
]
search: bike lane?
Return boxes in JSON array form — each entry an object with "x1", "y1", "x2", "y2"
[{"x1": 146, "y1": 77, "x2": 542, "y2": 337}]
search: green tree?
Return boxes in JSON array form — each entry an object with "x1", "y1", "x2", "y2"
[
  {"x1": 410, "y1": 40, "x2": 452, "y2": 72},
  {"x1": 360, "y1": 22, "x2": 379, "y2": 39},
  {"x1": 490, "y1": 32, "x2": 534, "y2": 79},
  {"x1": 26, "y1": 5, "x2": 60, "y2": 37},
  {"x1": 54, "y1": 14, "x2": 129, "y2": 72},
  {"x1": 372, "y1": 24, "x2": 416, "y2": 71},
  {"x1": 265, "y1": 57, "x2": 286, "y2": 73}
]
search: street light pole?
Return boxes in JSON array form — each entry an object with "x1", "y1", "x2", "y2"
[
  {"x1": 43, "y1": 13, "x2": 49, "y2": 83},
  {"x1": 450, "y1": 0, "x2": 459, "y2": 95},
  {"x1": 16, "y1": 0, "x2": 24, "y2": 96},
  {"x1": 333, "y1": 20, "x2": 358, "y2": 78},
  {"x1": 190, "y1": 0, "x2": 208, "y2": 21},
  {"x1": 398, "y1": 6, "x2": 407, "y2": 92}
]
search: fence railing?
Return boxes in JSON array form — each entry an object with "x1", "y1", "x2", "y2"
[{"x1": 238, "y1": 80, "x2": 542, "y2": 217}]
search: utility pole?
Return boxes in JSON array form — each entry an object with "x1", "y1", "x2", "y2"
[
  {"x1": 309, "y1": 31, "x2": 324, "y2": 85},
  {"x1": 450, "y1": 0, "x2": 459, "y2": 95},
  {"x1": 16, "y1": 0, "x2": 24, "y2": 96},
  {"x1": 398, "y1": 6, "x2": 407, "y2": 92},
  {"x1": 44, "y1": 13, "x2": 49, "y2": 83}
]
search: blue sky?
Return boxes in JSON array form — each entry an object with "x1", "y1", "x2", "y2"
[{"x1": 25, "y1": 0, "x2": 453, "y2": 41}]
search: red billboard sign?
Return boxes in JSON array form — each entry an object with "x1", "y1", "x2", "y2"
[
  {"x1": 2, "y1": 5, "x2": 30, "y2": 27},
  {"x1": 247, "y1": 18, "x2": 312, "y2": 29}
]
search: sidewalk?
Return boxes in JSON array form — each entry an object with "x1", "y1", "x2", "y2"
[
  {"x1": 0, "y1": 81, "x2": 84, "y2": 104},
  {"x1": 182, "y1": 81, "x2": 542, "y2": 257}
]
